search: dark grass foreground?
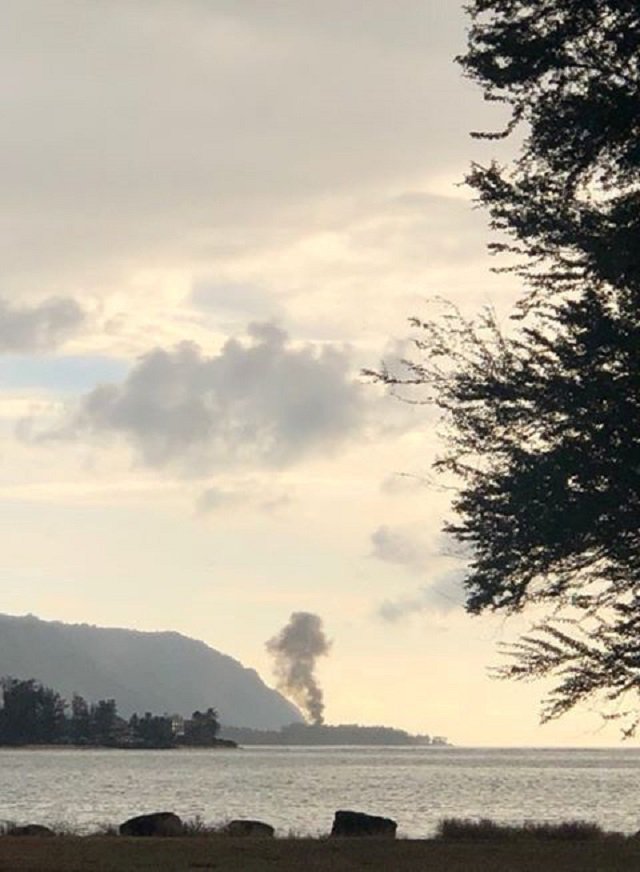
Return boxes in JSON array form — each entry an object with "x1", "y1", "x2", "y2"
[
  {"x1": 0, "y1": 836, "x2": 639, "y2": 872},
  {"x1": 1, "y1": 821, "x2": 640, "y2": 872}
]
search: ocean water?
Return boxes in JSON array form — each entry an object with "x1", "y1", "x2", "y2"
[{"x1": 1, "y1": 746, "x2": 639, "y2": 838}]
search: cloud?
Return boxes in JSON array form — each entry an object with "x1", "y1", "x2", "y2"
[
  {"x1": 380, "y1": 473, "x2": 429, "y2": 496},
  {"x1": 36, "y1": 322, "x2": 366, "y2": 475},
  {"x1": 195, "y1": 482, "x2": 291, "y2": 515},
  {"x1": 370, "y1": 524, "x2": 433, "y2": 573},
  {"x1": 0, "y1": 0, "x2": 499, "y2": 294},
  {"x1": 191, "y1": 282, "x2": 283, "y2": 322},
  {"x1": 378, "y1": 570, "x2": 465, "y2": 621},
  {"x1": 0, "y1": 297, "x2": 85, "y2": 352},
  {"x1": 371, "y1": 524, "x2": 466, "y2": 618},
  {"x1": 195, "y1": 486, "x2": 246, "y2": 514}
]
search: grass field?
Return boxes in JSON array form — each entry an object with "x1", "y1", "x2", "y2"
[{"x1": 1, "y1": 835, "x2": 640, "y2": 871}]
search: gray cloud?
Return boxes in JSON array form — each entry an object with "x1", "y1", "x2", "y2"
[
  {"x1": 371, "y1": 524, "x2": 467, "y2": 617},
  {"x1": 195, "y1": 486, "x2": 246, "y2": 514},
  {"x1": 259, "y1": 493, "x2": 292, "y2": 514},
  {"x1": 370, "y1": 524, "x2": 433, "y2": 573},
  {"x1": 196, "y1": 482, "x2": 291, "y2": 515},
  {"x1": 346, "y1": 192, "x2": 490, "y2": 270},
  {"x1": 0, "y1": 1, "x2": 500, "y2": 290},
  {"x1": 378, "y1": 570, "x2": 465, "y2": 621},
  {"x1": 380, "y1": 473, "x2": 429, "y2": 496},
  {"x1": 191, "y1": 281, "x2": 285, "y2": 333},
  {"x1": 43, "y1": 322, "x2": 365, "y2": 474},
  {"x1": 0, "y1": 297, "x2": 85, "y2": 352}
]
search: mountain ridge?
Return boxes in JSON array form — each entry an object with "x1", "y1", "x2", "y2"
[{"x1": 0, "y1": 612, "x2": 302, "y2": 729}]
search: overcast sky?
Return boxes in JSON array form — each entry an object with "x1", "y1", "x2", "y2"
[{"x1": 0, "y1": 1, "x2": 619, "y2": 746}]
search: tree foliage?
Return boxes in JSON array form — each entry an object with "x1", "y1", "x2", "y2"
[
  {"x1": 373, "y1": 0, "x2": 640, "y2": 732},
  {"x1": 130, "y1": 711, "x2": 174, "y2": 749},
  {"x1": 461, "y1": 0, "x2": 640, "y2": 298},
  {"x1": 184, "y1": 708, "x2": 220, "y2": 746},
  {"x1": 0, "y1": 677, "x2": 227, "y2": 747},
  {"x1": 0, "y1": 677, "x2": 66, "y2": 745}
]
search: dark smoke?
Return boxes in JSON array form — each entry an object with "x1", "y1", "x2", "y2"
[{"x1": 266, "y1": 612, "x2": 331, "y2": 725}]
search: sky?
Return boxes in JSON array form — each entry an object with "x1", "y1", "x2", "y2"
[{"x1": 0, "y1": 1, "x2": 623, "y2": 746}]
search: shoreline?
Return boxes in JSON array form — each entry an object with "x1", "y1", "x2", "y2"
[
  {"x1": 0, "y1": 744, "x2": 237, "y2": 748},
  {"x1": 1, "y1": 742, "x2": 636, "y2": 751}
]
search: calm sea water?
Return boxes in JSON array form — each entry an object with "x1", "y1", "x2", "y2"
[{"x1": 1, "y1": 746, "x2": 639, "y2": 838}]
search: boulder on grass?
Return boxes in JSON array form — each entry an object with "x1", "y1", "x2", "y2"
[
  {"x1": 119, "y1": 812, "x2": 183, "y2": 837},
  {"x1": 224, "y1": 819, "x2": 275, "y2": 837},
  {"x1": 7, "y1": 824, "x2": 54, "y2": 837},
  {"x1": 331, "y1": 810, "x2": 397, "y2": 838}
]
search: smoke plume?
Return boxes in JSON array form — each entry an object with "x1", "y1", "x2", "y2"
[{"x1": 266, "y1": 612, "x2": 331, "y2": 725}]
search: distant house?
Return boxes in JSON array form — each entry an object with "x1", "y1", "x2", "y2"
[{"x1": 170, "y1": 714, "x2": 185, "y2": 737}]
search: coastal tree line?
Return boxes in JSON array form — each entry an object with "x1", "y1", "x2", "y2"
[
  {"x1": 221, "y1": 722, "x2": 448, "y2": 746},
  {"x1": 0, "y1": 677, "x2": 228, "y2": 748}
]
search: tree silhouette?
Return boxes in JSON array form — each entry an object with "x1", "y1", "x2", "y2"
[
  {"x1": 184, "y1": 708, "x2": 220, "y2": 746},
  {"x1": 0, "y1": 678, "x2": 66, "y2": 745},
  {"x1": 130, "y1": 711, "x2": 174, "y2": 748},
  {"x1": 90, "y1": 698, "x2": 120, "y2": 746},
  {"x1": 372, "y1": 1, "x2": 640, "y2": 733},
  {"x1": 69, "y1": 693, "x2": 91, "y2": 744}
]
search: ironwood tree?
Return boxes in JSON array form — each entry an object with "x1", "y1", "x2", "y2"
[
  {"x1": 0, "y1": 678, "x2": 67, "y2": 745},
  {"x1": 373, "y1": 0, "x2": 640, "y2": 732}
]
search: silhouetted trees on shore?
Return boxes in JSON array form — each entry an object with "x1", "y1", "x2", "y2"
[
  {"x1": 0, "y1": 677, "x2": 233, "y2": 749},
  {"x1": 222, "y1": 722, "x2": 448, "y2": 746}
]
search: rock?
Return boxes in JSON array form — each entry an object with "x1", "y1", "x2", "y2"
[
  {"x1": 7, "y1": 824, "x2": 55, "y2": 837},
  {"x1": 119, "y1": 812, "x2": 184, "y2": 837},
  {"x1": 224, "y1": 819, "x2": 275, "y2": 837},
  {"x1": 331, "y1": 810, "x2": 397, "y2": 838}
]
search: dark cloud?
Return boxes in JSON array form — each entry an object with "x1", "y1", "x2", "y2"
[
  {"x1": 0, "y1": 297, "x2": 85, "y2": 352},
  {"x1": 42, "y1": 323, "x2": 366, "y2": 474}
]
